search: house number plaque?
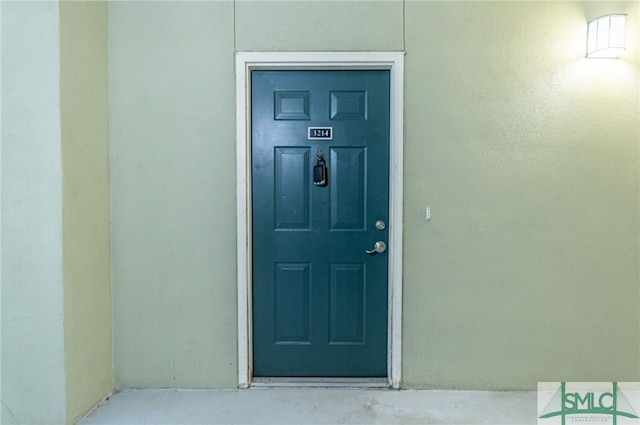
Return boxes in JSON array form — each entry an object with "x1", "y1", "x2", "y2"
[{"x1": 308, "y1": 127, "x2": 333, "y2": 140}]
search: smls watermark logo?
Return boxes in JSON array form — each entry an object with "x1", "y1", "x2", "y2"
[{"x1": 538, "y1": 382, "x2": 640, "y2": 425}]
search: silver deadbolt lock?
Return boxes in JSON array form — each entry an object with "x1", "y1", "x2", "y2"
[
  {"x1": 365, "y1": 241, "x2": 387, "y2": 255},
  {"x1": 375, "y1": 220, "x2": 386, "y2": 230}
]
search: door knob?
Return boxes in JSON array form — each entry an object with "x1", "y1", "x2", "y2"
[{"x1": 365, "y1": 241, "x2": 387, "y2": 254}]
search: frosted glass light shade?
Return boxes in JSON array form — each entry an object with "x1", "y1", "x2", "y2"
[{"x1": 587, "y1": 15, "x2": 626, "y2": 58}]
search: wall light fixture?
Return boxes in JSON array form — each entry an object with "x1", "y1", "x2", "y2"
[{"x1": 587, "y1": 15, "x2": 626, "y2": 58}]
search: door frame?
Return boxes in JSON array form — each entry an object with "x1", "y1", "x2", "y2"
[{"x1": 235, "y1": 52, "x2": 404, "y2": 389}]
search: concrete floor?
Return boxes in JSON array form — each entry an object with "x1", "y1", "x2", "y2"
[{"x1": 78, "y1": 388, "x2": 538, "y2": 425}]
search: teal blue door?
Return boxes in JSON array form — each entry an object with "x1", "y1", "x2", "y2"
[{"x1": 252, "y1": 70, "x2": 390, "y2": 377}]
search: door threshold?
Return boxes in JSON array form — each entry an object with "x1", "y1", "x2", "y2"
[{"x1": 251, "y1": 377, "x2": 390, "y2": 388}]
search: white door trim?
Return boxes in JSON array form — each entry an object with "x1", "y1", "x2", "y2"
[{"x1": 235, "y1": 52, "x2": 404, "y2": 389}]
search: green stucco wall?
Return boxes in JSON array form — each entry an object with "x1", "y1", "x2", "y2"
[
  {"x1": 109, "y1": 1, "x2": 238, "y2": 388},
  {"x1": 109, "y1": 1, "x2": 639, "y2": 390},
  {"x1": 2, "y1": 2, "x2": 112, "y2": 423},
  {"x1": 403, "y1": 0, "x2": 639, "y2": 389},
  {"x1": 60, "y1": 1, "x2": 112, "y2": 422},
  {"x1": 2, "y1": 2, "x2": 67, "y2": 423}
]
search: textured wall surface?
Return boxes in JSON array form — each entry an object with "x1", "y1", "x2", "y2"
[
  {"x1": 1, "y1": 2, "x2": 67, "y2": 423},
  {"x1": 235, "y1": 1, "x2": 404, "y2": 51},
  {"x1": 109, "y1": 1, "x2": 639, "y2": 390},
  {"x1": 109, "y1": 1, "x2": 238, "y2": 388},
  {"x1": 403, "y1": 0, "x2": 639, "y2": 389},
  {"x1": 60, "y1": 1, "x2": 112, "y2": 422}
]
